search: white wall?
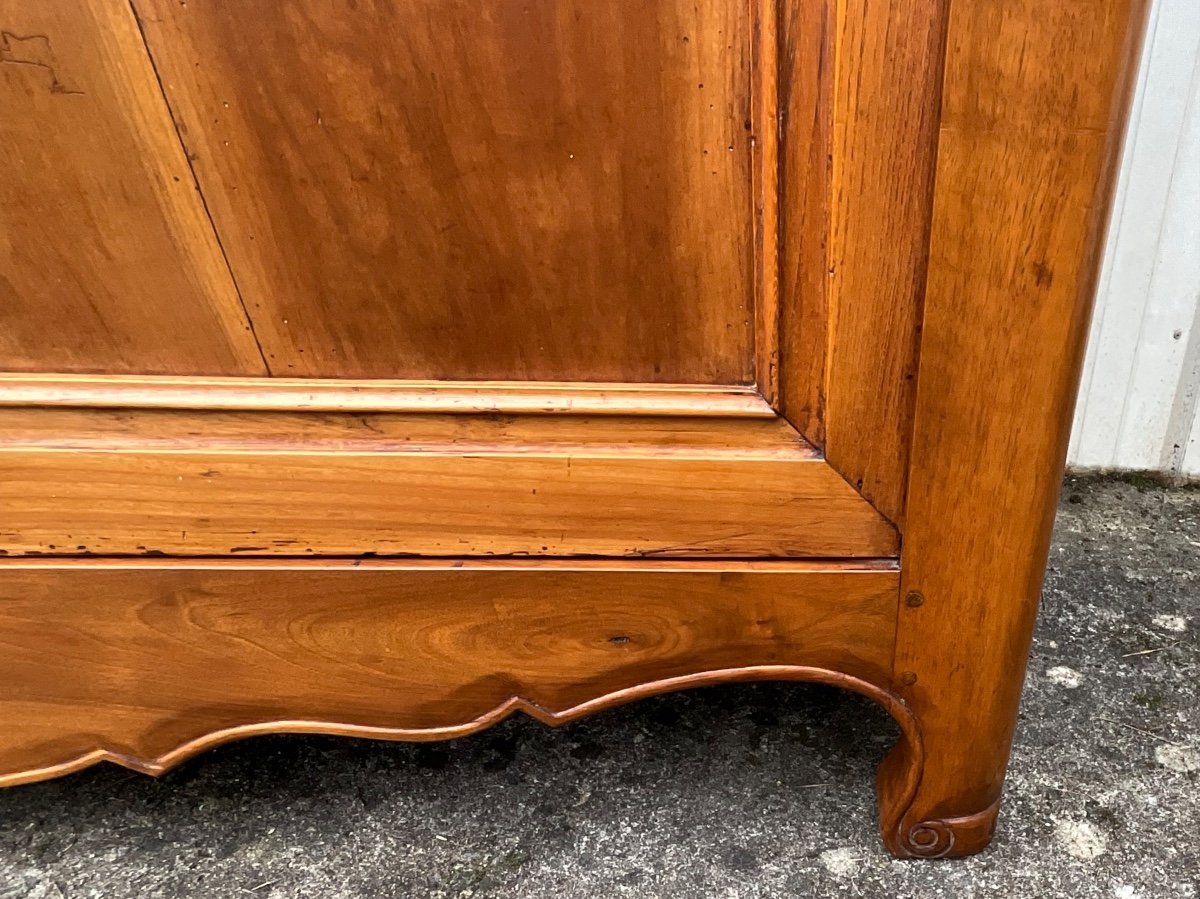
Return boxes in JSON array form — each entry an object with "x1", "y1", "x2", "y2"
[{"x1": 1069, "y1": 0, "x2": 1200, "y2": 478}]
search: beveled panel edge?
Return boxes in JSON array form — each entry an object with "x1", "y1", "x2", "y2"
[
  {"x1": 774, "y1": 0, "x2": 952, "y2": 528},
  {"x1": 0, "y1": 449, "x2": 900, "y2": 558},
  {"x1": 752, "y1": 0, "x2": 782, "y2": 407},
  {"x1": 0, "y1": 404, "x2": 815, "y2": 457},
  {"x1": 0, "y1": 374, "x2": 775, "y2": 418}
]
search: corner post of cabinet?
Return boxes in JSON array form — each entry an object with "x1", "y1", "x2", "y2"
[{"x1": 878, "y1": 0, "x2": 1152, "y2": 859}]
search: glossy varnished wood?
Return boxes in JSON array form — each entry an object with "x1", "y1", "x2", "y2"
[
  {"x1": 0, "y1": 0, "x2": 264, "y2": 375},
  {"x1": 0, "y1": 560, "x2": 898, "y2": 787},
  {"x1": 777, "y1": 0, "x2": 831, "y2": 446},
  {"x1": 0, "y1": 406, "x2": 810, "y2": 455},
  {"x1": 774, "y1": 0, "x2": 947, "y2": 525},
  {"x1": 751, "y1": 0, "x2": 781, "y2": 405},
  {"x1": 816, "y1": 0, "x2": 948, "y2": 524},
  {"x1": 0, "y1": 0, "x2": 1150, "y2": 863},
  {"x1": 0, "y1": 408, "x2": 898, "y2": 558},
  {"x1": 885, "y1": 0, "x2": 1148, "y2": 858},
  {"x1": 131, "y1": 0, "x2": 757, "y2": 383}
]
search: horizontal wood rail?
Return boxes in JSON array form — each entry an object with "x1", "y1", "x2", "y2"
[{"x1": 0, "y1": 408, "x2": 897, "y2": 559}]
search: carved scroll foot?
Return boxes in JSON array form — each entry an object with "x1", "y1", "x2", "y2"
[
  {"x1": 875, "y1": 730, "x2": 1003, "y2": 859},
  {"x1": 888, "y1": 798, "x2": 1002, "y2": 859}
]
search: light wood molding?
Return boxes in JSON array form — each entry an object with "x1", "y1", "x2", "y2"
[
  {"x1": 752, "y1": 0, "x2": 782, "y2": 406},
  {"x1": 0, "y1": 374, "x2": 775, "y2": 417}
]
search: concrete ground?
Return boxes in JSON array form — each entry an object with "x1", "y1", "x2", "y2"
[{"x1": 1, "y1": 476, "x2": 1197, "y2": 898}]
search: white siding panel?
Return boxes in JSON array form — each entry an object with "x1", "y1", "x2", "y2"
[
  {"x1": 1187, "y1": 378, "x2": 1200, "y2": 476},
  {"x1": 1069, "y1": 0, "x2": 1200, "y2": 477}
]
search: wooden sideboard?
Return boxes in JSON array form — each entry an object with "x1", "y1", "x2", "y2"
[{"x1": 0, "y1": 0, "x2": 1146, "y2": 858}]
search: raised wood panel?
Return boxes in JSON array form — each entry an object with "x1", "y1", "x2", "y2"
[
  {"x1": 0, "y1": 559, "x2": 899, "y2": 786},
  {"x1": 131, "y1": 0, "x2": 758, "y2": 383},
  {"x1": 0, "y1": 408, "x2": 899, "y2": 558},
  {"x1": 0, "y1": 0, "x2": 265, "y2": 375}
]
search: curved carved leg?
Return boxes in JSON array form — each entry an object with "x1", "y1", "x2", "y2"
[
  {"x1": 837, "y1": 676, "x2": 1003, "y2": 859},
  {"x1": 871, "y1": 0, "x2": 1147, "y2": 864}
]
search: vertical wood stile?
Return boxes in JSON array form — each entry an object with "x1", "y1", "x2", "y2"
[{"x1": 882, "y1": 0, "x2": 1151, "y2": 858}]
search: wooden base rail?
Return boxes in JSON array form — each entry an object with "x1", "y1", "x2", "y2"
[{"x1": 0, "y1": 559, "x2": 1001, "y2": 858}]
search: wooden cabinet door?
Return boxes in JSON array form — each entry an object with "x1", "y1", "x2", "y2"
[
  {"x1": 0, "y1": 0, "x2": 938, "y2": 561},
  {"x1": 0, "y1": 0, "x2": 1146, "y2": 859}
]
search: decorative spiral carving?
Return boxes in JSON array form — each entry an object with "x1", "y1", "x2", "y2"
[
  {"x1": 893, "y1": 797, "x2": 1003, "y2": 859},
  {"x1": 904, "y1": 820, "x2": 956, "y2": 858}
]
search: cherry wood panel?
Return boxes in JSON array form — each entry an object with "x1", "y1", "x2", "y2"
[
  {"x1": 0, "y1": 408, "x2": 898, "y2": 558},
  {"x1": 131, "y1": 0, "x2": 757, "y2": 383},
  {"x1": 0, "y1": 0, "x2": 264, "y2": 375},
  {"x1": 0, "y1": 560, "x2": 899, "y2": 787},
  {"x1": 0, "y1": 0, "x2": 1146, "y2": 863},
  {"x1": 0, "y1": 374, "x2": 773, "y2": 417},
  {"x1": 888, "y1": 0, "x2": 1148, "y2": 857}
]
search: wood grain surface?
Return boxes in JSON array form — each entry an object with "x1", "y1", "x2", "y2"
[
  {"x1": 817, "y1": 0, "x2": 948, "y2": 525},
  {"x1": 887, "y1": 0, "x2": 1148, "y2": 858},
  {"x1": 0, "y1": 0, "x2": 1147, "y2": 862},
  {"x1": 774, "y1": 0, "x2": 948, "y2": 526},
  {"x1": 0, "y1": 0, "x2": 265, "y2": 375},
  {"x1": 131, "y1": 0, "x2": 757, "y2": 383},
  {"x1": 0, "y1": 408, "x2": 898, "y2": 558},
  {"x1": 0, "y1": 560, "x2": 898, "y2": 786},
  {"x1": 777, "y1": 0, "x2": 832, "y2": 447},
  {"x1": 0, "y1": 406, "x2": 814, "y2": 455},
  {"x1": 751, "y1": 0, "x2": 781, "y2": 406}
]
